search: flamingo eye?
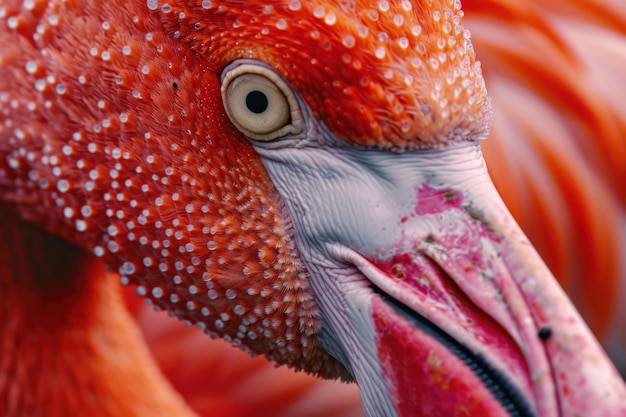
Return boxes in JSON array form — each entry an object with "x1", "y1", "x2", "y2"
[{"x1": 221, "y1": 63, "x2": 303, "y2": 141}]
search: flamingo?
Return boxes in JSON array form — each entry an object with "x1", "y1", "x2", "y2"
[
  {"x1": 129, "y1": 1, "x2": 626, "y2": 415},
  {"x1": 1, "y1": 1, "x2": 624, "y2": 417}
]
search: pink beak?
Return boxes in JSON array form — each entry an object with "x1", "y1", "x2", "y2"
[{"x1": 257, "y1": 140, "x2": 626, "y2": 417}]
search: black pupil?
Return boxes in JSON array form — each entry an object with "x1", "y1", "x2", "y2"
[{"x1": 246, "y1": 90, "x2": 269, "y2": 114}]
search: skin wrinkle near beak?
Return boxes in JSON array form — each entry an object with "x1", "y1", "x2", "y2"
[{"x1": 253, "y1": 129, "x2": 626, "y2": 417}]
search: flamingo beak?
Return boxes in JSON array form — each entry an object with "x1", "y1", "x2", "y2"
[{"x1": 256, "y1": 141, "x2": 626, "y2": 417}]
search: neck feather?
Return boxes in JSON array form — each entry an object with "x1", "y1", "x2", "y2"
[{"x1": 0, "y1": 207, "x2": 195, "y2": 417}]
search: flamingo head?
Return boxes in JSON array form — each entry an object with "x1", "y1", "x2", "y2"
[{"x1": 1, "y1": 0, "x2": 625, "y2": 416}]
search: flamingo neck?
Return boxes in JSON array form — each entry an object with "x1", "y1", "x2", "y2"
[{"x1": 0, "y1": 207, "x2": 196, "y2": 417}]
